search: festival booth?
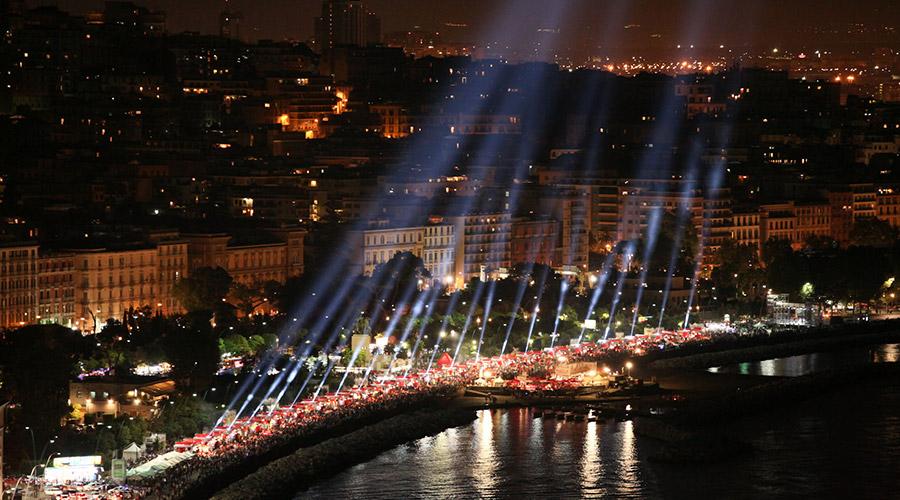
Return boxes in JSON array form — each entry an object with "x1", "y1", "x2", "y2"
[
  {"x1": 43, "y1": 456, "x2": 103, "y2": 484},
  {"x1": 122, "y1": 442, "x2": 143, "y2": 463},
  {"x1": 127, "y1": 451, "x2": 194, "y2": 480},
  {"x1": 436, "y1": 352, "x2": 453, "y2": 369}
]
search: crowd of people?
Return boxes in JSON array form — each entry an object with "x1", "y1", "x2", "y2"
[
  {"x1": 125, "y1": 365, "x2": 477, "y2": 499},
  {"x1": 11, "y1": 327, "x2": 721, "y2": 499}
]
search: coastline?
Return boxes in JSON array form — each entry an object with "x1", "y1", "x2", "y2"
[
  {"x1": 211, "y1": 408, "x2": 478, "y2": 500},
  {"x1": 648, "y1": 325, "x2": 900, "y2": 370}
]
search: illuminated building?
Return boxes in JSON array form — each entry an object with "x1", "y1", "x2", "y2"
[
  {"x1": 0, "y1": 400, "x2": 6, "y2": 490},
  {"x1": 219, "y1": 6, "x2": 242, "y2": 40},
  {"x1": 828, "y1": 191, "x2": 855, "y2": 246},
  {"x1": 675, "y1": 79, "x2": 726, "y2": 118},
  {"x1": 876, "y1": 188, "x2": 900, "y2": 228},
  {"x1": 268, "y1": 74, "x2": 341, "y2": 138},
  {"x1": 544, "y1": 190, "x2": 590, "y2": 270},
  {"x1": 0, "y1": 242, "x2": 38, "y2": 328},
  {"x1": 313, "y1": 0, "x2": 381, "y2": 51},
  {"x1": 183, "y1": 228, "x2": 305, "y2": 288},
  {"x1": 423, "y1": 223, "x2": 456, "y2": 286},
  {"x1": 443, "y1": 212, "x2": 511, "y2": 282},
  {"x1": 794, "y1": 202, "x2": 832, "y2": 244},
  {"x1": 36, "y1": 252, "x2": 76, "y2": 328},
  {"x1": 370, "y1": 103, "x2": 413, "y2": 138},
  {"x1": 349, "y1": 224, "x2": 425, "y2": 277},
  {"x1": 71, "y1": 246, "x2": 161, "y2": 331},
  {"x1": 511, "y1": 217, "x2": 558, "y2": 267},
  {"x1": 728, "y1": 210, "x2": 762, "y2": 251},
  {"x1": 68, "y1": 377, "x2": 176, "y2": 423},
  {"x1": 617, "y1": 180, "x2": 705, "y2": 242},
  {"x1": 444, "y1": 113, "x2": 521, "y2": 135}
]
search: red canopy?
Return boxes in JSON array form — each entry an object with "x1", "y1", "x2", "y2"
[{"x1": 436, "y1": 352, "x2": 453, "y2": 368}]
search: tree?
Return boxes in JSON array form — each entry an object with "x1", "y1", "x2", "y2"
[
  {"x1": 0, "y1": 325, "x2": 90, "y2": 435},
  {"x1": 152, "y1": 396, "x2": 216, "y2": 440},
  {"x1": 172, "y1": 267, "x2": 233, "y2": 313},
  {"x1": 631, "y1": 210, "x2": 699, "y2": 279},
  {"x1": 850, "y1": 219, "x2": 897, "y2": 248},
  {"x1": 711, "y1": 240, "x2": 766, "y2": 302},
  {"x1": 341, "y1": 345, "x2": 371, "y2": 368},
  {"x1": 219, "y1": 334, "x2": 252, "y2": 357},
  {"x1": 84, "y1": 320, "x2": 133, "y2": 374},
  {"x1": 163, "y1": 312, "x2": 221, "y2": 390}
]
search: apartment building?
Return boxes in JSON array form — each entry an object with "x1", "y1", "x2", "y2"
[
  {"x1": 443, "y1": 212, "x2": 511, "y2": 282},
  {"x1": 0, "y1": 242, "x2": 38, "y2": 328},
  {"x1": 72, "y1": 247, "x2": 158, "y2": 331},
  {"x1": 510, "y1": 217, "x2": 558, "y2": 268}
]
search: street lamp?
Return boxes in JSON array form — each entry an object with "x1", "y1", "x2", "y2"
[
  {"x1": 624, "y1": 361, "x2": 633, "y2": 378},
  {"x1": 38, "y1": 439, "x2": 56, "y2": 466},
  {"x1": 24, "y1": 426, "x2": 37, "y2": 466}
]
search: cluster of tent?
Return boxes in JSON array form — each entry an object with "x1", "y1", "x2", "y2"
[{"x1": 126, "y1": 451, "x2": 194, "y2": 480}]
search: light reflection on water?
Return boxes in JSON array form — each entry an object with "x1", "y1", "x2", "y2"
[
  {"x1": 299, "y1": 408, "x2": 656, "y2": 499},
  {"x1": 474, "y1": 409, "x2": 496, "y2": 497},
  {"x1": 710, "y1": 343, "x2": 899, "y2": 377},
  {"x1": 298, "y1": 379, "x2": 900, "y2": 499}
]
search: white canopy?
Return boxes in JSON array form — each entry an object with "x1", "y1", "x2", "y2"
[{"x1": 126, "y1": 451, "x2": 194, "y2": 479}]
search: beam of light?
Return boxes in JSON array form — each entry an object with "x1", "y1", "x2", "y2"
[
  {"x1": 577, "y1": 251, "x2": 617, "y2": 343},
  {"x1": 523, "y1": 268, "x2": 550, "y2": 351},
  {"x1": 404, "y1": 285, "x2": 442, "y2": 374},
  {"x1": 657, "y1": 144, "x2": 703, "y2": 331},
  {"x1": 217, "y1": 270, "x2": 366, "y2": 425},
  {"x1": 359, "y1": 346, "x2": 382, "y2": 387},
  {"x1": 682, "y1": 53, "x2": 743, "y2": 327},
  {"x1": 426, "y1": 291, "x2": 462, "y2": 372},
  {"x1": 475, "y1": 280, "x2": 497, "y2": 360},
  {"x1": 234, "y1": 0, "x2": 566, "y2": 401},
  {"x1": 251, "y1": 301, "x2": 363, "y2": 418},
  {"x1": 629, "y1": 207, "x2": 663, "y2": 336},
  {"x1": 389, "y1": 286, "x2": 433, "y2": 369},
  {"x1": 684, "y1": 154, "x2": 729, "y2": 328},
  {"x1": 499, "y1": 273, "x2": 531, "y2": 355},
  {"x1": 604, "y1": 241, "x2": 636, "y2": 339},
  {"x1": 312, "y1": 358, "x2": 338, "y2": 399},
  {"x1": 242, "y1": 259, "x2": 401, "y2": 420},
  {"x1": 452, "y1": 281, "x2": 486, "y2": 364},
  {"x1": 549, "y1": 279, "x2": 570, "y2": 348},
  {"x1": 358, "y1": 282, "x2": 423, "y2": 387},
  {"x1": 523, "y1": 303, "x2": 540, "y2": 352},
  {"x1": 337, "y1": 278, "x2": 419, "y2": 394},
  {"x1": 273, "y1": 291, "x2": 370, "y2": 411}
]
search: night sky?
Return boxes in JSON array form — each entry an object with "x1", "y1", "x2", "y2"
[{"x1": 30, "y1": 0, "x2": 900, "y2": 55}]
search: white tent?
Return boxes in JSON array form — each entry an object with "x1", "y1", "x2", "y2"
[
  {"x1": 126, "y1": 451, "x2": 194, "y2": 479},
  {"x1": 122, "y1": 442, "x2": 143, "y2": 463}
]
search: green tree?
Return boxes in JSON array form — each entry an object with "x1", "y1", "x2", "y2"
[
  {"x1": 850, "y1": 219, "x2": 897, "y2": 248},
  {"x1": 163, "y1": 312, "x2": 221, "y2": 390},
  {"x1": 0, "y1": 325, "x2": 90, "y2": 435},
  {"x1": 152, "y1": 396, "x2": 216, "y2": 440},
  {"x1": 173, "y1": 267, "x2": 233, "y2": 312}
]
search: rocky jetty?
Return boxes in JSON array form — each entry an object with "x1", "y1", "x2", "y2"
[{"x1": 212, "y1": 408, "x2": 477, "y2": 500}]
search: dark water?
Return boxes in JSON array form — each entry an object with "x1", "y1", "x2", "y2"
[
  {"x1": 298, "y1": 357, "x2": 900, "y2": 498},
  {"x1": 708, "y1": 343, "x2": 899, "y2": 377}
]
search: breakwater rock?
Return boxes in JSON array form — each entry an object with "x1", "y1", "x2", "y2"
[{"x1": 212, "y1": 408, "x2": 477, "y2": 500}]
